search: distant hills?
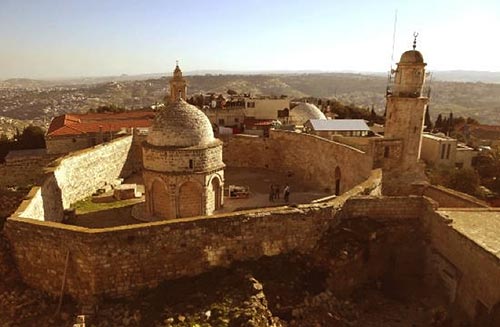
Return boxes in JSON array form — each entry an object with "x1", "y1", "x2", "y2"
[
  {"x1": 2, "y1": 70, "x2": 500, "y2": 87},
  {"x1": 432, "y1": 71, "x2": 500, "y2": 84},
  {"x1": 1, "y1": 71, "x2": 500, "y2": 128}
]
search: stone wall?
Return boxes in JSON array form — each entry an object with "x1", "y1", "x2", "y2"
[
  {"x1": 14, "y1": 136, "x2": 134, "y2": 222},
  {"x1": 320, "y1": 196, "x2": 430, "y2": 297},
  {"x1": 143, "y1": 141, "x2": 223, "y2": 173},
  {"x1": 422, "y1": 209, "x2": 500, "y2": 322},
  {"x1": 5, "y1": 205, "x2": 334, "y2": 301},
  {"x1": 341, "y1": 195, "x2": 432, "y2": 220},
  {"x1": 46, "y1": 135, "x2": 94, "y2": 155},
  {"x1": 5, "y1": 170, "x2": 381, "y2": 302},
  {"x1": 54, "y1": 136, "x2": 134, "y2": 210},
  {"x1": 413, "y1": 184, "x2": 489, "y2": 208},
  {"x1": 224, "y1": 130, "x2": 373, "y2": 193}
]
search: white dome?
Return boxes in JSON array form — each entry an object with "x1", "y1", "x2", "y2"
[
  {"x1": 147, "y1": 99, "x2": 215, "y2": 147},
  {"x1": 289, "y1": 103, "x2": 326, "y2": 125}
]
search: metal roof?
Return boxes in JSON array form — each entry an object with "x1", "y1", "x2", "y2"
[{"x1": 306, "y1": 119, "x2": 370, "y2": 131}]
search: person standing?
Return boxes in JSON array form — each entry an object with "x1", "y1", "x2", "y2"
[
  {"x1": 275, "y1": 184, "x2": 281, "y2": 200},
  {"x1": 269, "y1": 184, "x2": 275, "y2": 202},
  {"x1": 284, "y1": 185, "x2": 290, "y2": 203}
]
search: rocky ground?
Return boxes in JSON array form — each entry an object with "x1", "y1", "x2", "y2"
[
  {"x1": 0, "y1": 203, "x2": 453, "y2": 327},
  {"x1": 0, "y1": 247, "x2": 452, "y2": 327}
]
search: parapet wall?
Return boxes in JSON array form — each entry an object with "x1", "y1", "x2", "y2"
[
  {"x1": 224, "y1": 130, "x2": 373, "y2": 193},
  {"x1": 14, "y1": 136, "x2": 134, "y2": 222},
  {"x1": 342, "y1": 195, "x2": 433, "y2": 220},
  {"x1": 413, "y1": 184, "x2": 490, "y2": 208}
]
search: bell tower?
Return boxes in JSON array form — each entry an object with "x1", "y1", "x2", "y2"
[
  {"x1": 383, "y1": 35, "x2": 429, "y2": 194},
  {"x1": 169, "y1": 61, "x2": 187, "y2": 102}
]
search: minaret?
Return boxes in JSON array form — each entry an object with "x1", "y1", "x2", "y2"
[
  {"x1": 383, "y1": 35, "x2": 429, "y2": 194},
  {"x1": 169, "y1": 61, "x2": 187, "y2": 102}
]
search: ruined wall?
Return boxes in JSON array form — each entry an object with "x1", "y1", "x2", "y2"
[
  {"x1": 318, "y1": 196, "x2": 431, "y2": 297},
  {"x1": 413, "y1": 184, "x2": 489, "y2": 208},
  {"x1": 224, "y1": 130, "x2": 373, "y2": 193},
  {"x1": 422, "y1": 209, "x2": 500, "y2": 322}
]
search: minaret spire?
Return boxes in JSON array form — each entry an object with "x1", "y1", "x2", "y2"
[
  {"x1": 413, "y1": 32, "x2": 419, "y2": 50},
  {"x1": 169, "y1": 61, "x2": 187, "y2": 102}
]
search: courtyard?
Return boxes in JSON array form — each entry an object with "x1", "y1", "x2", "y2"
[{"x1": 66, "y1": 167, "x2": 329, "y2": 228}]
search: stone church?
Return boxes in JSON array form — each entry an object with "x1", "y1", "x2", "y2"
[{"x1": 141, "y1": 64, "x2": 225, "y2": 220}]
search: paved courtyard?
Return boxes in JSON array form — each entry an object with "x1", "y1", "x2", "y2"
[
  {"x1": 67, "y1": 167, "x2": 330, "y2": 228},
  {"x1": 219, "y1": 167, "x2": 328, "y2": 213}
]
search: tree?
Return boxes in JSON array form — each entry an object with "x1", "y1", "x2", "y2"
[
  {"x1": 447, "y1": 168, "x2": 480, "y2": 196},
  {"x1": 18, "y1": 125, "x2": 46, "y2": 149},
  {"x1": 424, "y1": 106, "x2": 433, "y2": 131},
  {"x1": 370, "y1": 106, "x2": 377, "y2": 123},
  {"x1": 435, "y1": 114, "x2": 443, "y2": 129},
  {"x1": 447, "y1": 112, "x2": 454, "y2": 135},
  {"x1": 429, "y1": 165, "x2": 481, "y2": 197}
]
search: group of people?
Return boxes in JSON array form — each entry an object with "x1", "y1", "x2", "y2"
[{"x1": 269, "y1": 184, "x2": 290, "y2": 203}]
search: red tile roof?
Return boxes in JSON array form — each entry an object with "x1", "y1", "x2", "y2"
[{"x1": 47, "y1": 111, "x2": 156, "y2": 137}]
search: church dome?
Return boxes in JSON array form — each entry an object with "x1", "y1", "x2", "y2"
[
  {"x1": 399, "y1": 50, "x2": 424, "y2": 64},
  {"x1": 147, "y1": 99, "x2": 215, "y2": 147},
  {"x1": 289, "y1": 103, "x2": 326, "y2": 125}
]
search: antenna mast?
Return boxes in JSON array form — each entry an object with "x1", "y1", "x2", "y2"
[
  {"x1": 390, "y1": 9, "x2": 398, "y2": 65},
  {"x1": 386, "y1": 9, "x2": 398, "y2": 97}
]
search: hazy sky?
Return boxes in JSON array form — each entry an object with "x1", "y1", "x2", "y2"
[{"x1": 1, "y1": 0, "x2": 499, "y2": 79}]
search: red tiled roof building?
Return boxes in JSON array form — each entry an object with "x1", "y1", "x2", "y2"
[{"x1": 45, "y1": 111, "x2": 155, "y2": 154}]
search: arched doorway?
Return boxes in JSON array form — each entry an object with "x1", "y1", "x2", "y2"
[
  {"x1": 178, "y1": 181, "x2": 203, "y2": 218},
  {"x1": 211, "y1": 176, "x2": 222, "y2": 211},
  {"x1": 151, "y1": 179, "x2": 171, "y2": 219},
  {"x1": 334, "y1": 166, "x2": 341, "y2": 196}
]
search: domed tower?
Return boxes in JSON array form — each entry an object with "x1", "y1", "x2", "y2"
[
  {"x1": 169, "y1": 61, "x2": 188, "y2": 101},
  {"x1": 141, "y1": 66, "x2": 225, "y2": 220},
  {"x1": 383, "y1": 38, "x2": 429, "y2": 194}
]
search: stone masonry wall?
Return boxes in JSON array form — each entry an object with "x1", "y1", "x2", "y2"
[
  {"x1": 341, "y1": 195, "x2": 432, "y2": 220},
  {"x1": 15, "y1": 136, "x2": 134, "y2": 222},
  {"x1": 5, "y1": 205, "x2": 334, "y2": 302},
  {"x1": 53, "y1": 136, "x2": 133, "y2": 209},
  {"x1": 422, "y1": 209, "x2": 500, "y2": 321},
  {"x1": 413, "y1": 184, "x2": 489, "y2": 208},
  {"x1": 224, "y1": 130, "x2": 373, "y2": 193},
  {"x1": 5, "y1": 170, "x2": 382, "y2": 302}
]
